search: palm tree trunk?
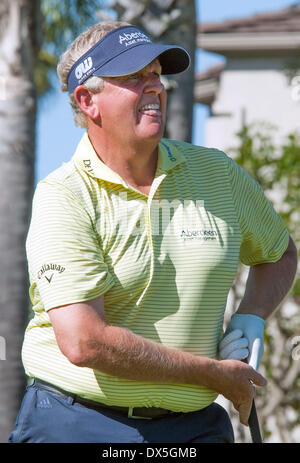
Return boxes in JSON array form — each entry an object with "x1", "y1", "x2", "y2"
[
  {"x1": 158, "y1": 1, "x2": 196, "y2": 143},
  {"x1": 0, "y1": 0, "x2": 40, "y2": 442},
  {"x1": 111, "y1": 0, "x2": 196, "y2": 142}
]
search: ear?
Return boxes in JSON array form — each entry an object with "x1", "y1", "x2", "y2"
[{"x1": 73, "y1": 85, "x2": 100, "y2": 120}]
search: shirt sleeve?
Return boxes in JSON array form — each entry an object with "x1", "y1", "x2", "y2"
[
  {"x1": 227, "y1": 156, "x2": 290, "y2": 266},
  {"x1": 26, "y1": 180, "x2": 115, "y2": 311}
]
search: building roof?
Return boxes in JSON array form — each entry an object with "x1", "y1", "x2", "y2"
[
  {"x1": 194, "y1": 63, "x2": 225, "y2": 106},
  {"x1": 199, "y1": 4, "x2": 300, "y2": 33},
  {"x1": 197, "y1": 3, "x2": 300, "y2": 57}
]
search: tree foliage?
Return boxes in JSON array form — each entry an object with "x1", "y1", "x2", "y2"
[
  {"x1": 227, "y1": 123, "x2": 300, "y2": 443},
  {"x1": 36, "y1": 0, "x2": 105, "y2": 94}
]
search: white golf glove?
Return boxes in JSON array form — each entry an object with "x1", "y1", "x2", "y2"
[{"x1": 219, "y1": 313, "x2": 266, "y2": 370}]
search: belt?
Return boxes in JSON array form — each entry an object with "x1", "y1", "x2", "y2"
[{"x1": 32, "y1": 378, "x2": 181, "y2": 420}]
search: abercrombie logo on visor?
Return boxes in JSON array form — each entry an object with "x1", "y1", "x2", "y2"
[{"x1": 119, "y1": 31, "x2": 151, "y2": 46}]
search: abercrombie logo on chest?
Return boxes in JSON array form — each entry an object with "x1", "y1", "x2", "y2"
[
  {"x1": 181, "y1": 229, "x2": 217, "y2": 242},
  {"x1": 37, "y1": 263, "x2": 66, "y2": 283}
]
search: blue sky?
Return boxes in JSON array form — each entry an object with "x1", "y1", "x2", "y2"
[{"x1": 36, "y1": 0, "x2": 295, "y2": 183}]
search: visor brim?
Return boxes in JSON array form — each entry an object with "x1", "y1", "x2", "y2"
[{"x1": 92, "y1": 44, "x2": 190, "y2": 77}]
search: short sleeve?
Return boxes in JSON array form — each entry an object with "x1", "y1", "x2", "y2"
[
  {"x1": 227, "y1": 157, "x2": 289, "y2": 266},
  {"x1": 26, "y1": 180, "x2": 115, "y2": 310}
]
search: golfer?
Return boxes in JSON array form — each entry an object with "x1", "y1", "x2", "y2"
[{"x1": 9, "y1": 21, "x2": 297, "y2": 443}]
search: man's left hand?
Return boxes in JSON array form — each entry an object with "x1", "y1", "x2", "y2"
[{"x1": 219, "y1": 314, "x2": 266, "y2": 370}]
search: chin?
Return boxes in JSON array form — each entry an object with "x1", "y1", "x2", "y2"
[
  {"x1": 144, "y1": 125, "x2": 165, "y2": 140},
  {"x1": 143, "y1": 132, "x2": 164, "y2": 144}
]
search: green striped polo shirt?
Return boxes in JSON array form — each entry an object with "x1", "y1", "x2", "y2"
[{"x1": 22, "y1": 133, "x2": 289, "y2": 412}]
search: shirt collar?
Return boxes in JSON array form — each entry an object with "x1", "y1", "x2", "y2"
[
  {"x1": 73, "y1": 132, "x2": 186, "y2": 184},
  {"x1": 73, "y1": 132, "x2": 127, "y2": 185},
  {"x1": 157, "y1": 139, "x2": 186, "y2": 172}
]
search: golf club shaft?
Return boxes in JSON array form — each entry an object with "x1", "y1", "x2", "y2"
[
  {"x1": 242, "y1": 359, "x2": 263, "y2": 443},
  {"x1": 248, "y1": 398, "x2": 262, "y2": 443}
]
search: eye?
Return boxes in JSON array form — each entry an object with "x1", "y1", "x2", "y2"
[{"x1": 129, "y1": 73, "x2": 139, "y2": 80}]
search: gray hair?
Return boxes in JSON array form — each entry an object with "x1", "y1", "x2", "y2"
[{"x1": 57, "y1": 21, "x2": 130, "y2": 128}]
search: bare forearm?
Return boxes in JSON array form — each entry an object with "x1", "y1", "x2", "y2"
[
  {"x1": 50, "y1": 298, "x2": 267, "y2": 425},
  {"x1": 51, "y1": 300, "x2": 218, "y2": 388},
  {"x1": 79, "y1": 323, "x2": 215, "y2": 387},
  {"x1": 237, "y1": 237, "x2": 298, "y2": 319},
  {"x1": 73, "y1": 323, "x2": 267, "y2": 425}
]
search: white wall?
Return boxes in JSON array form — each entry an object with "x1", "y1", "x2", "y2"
[{"x1": 205, "y1": 57, "x2": 300, "y2": 153}]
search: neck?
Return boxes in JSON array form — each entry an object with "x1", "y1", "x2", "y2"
[{"x1": 87, "y1": 127, "x2": 160, "y2": 192}]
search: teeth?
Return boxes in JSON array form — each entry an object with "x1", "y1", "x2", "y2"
[{"x1": 140, "y1": 104, "x2": 160, "y2": 111}]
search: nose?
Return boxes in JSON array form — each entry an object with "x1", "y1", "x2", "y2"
[{"x1": 144, "y1": 72, "x2": 165, "y2": 95}]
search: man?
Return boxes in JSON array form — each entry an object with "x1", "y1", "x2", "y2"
[{"x1": 9, "y1": 21, "x2": 297, "y2": 443}]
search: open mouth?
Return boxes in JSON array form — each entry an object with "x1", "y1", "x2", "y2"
[{"x1": 139, "y1": 103, "x2": 161, "y2": 115}]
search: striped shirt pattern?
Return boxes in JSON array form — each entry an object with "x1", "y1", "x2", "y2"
[{"x1": 22, "y1": 133, "x2": 289, "y2": 412}]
